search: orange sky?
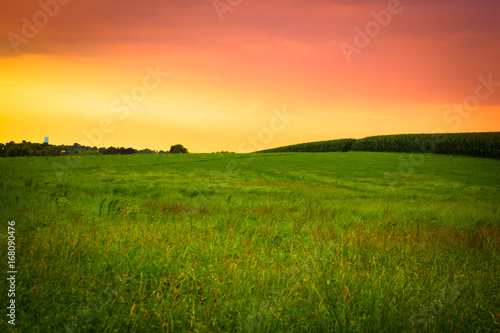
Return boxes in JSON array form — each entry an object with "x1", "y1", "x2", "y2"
[{"x1": 1, "y1": 0, "x2": 499, "y2": 152}]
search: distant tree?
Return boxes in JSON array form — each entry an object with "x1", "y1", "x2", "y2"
[
  {"x1": 138, "y1": 148, "x2": 155, "y2": 154},
  {"x1": 79, "y1": 147, "x2": 101, "y2": 155},
  {"x1": 6, "y1": 143, "x2": 34, "y2": 157},
  {"x1": 40, "y1": 145, "x2": 61, "y2": 156},
  {"x1": 5, "y1": 145, "x2": 21, "y2": 157},
  {"x1": 103, "y1": 146, "x2": 119, "y2": 155},
  {"x1": 119, "y1": 147, "x2": 137, "y2": 155},
  {"x1": 170, "y1": 144, "x2": 188, "y2": 154}
]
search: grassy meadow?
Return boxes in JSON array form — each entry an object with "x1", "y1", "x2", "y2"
[{"x1": 0, "y1": 152, "x2": 499, "y2": 332}]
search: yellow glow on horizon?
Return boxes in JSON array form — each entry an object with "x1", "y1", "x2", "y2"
[{"x1": 1, "y1": 49, "x2": 499, "y2": 152}]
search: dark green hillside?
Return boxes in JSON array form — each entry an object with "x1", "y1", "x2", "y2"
[
  {"x1": 258, "y1": 138, "x2": 356, "y2": 153},
  {"x1": 258, "y1": 132, "x2": 500, "y2": 159}
]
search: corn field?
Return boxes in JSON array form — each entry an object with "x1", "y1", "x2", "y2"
[{"x1": 258, "y1": 132, "x2": 500, "y2": 159}]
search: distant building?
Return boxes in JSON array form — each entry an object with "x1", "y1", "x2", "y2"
[{"x1": 44, "y1": 136, "x2": 49, "y2": 144}]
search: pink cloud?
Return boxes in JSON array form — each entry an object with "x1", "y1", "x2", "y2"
[{"x1": 1, "y1": 0, "x2": 499, "y2": 106}]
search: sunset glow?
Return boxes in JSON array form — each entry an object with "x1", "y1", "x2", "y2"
[{"x1": 1, "y1": 0, "x2": 499, "y2": 152}]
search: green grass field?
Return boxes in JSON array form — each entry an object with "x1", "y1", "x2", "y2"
[{"x1": 1, "y1": 152, "x2": 499, "y2": 332}]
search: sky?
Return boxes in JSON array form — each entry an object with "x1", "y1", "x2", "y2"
[{"x1": 1, "y1": 0, "x2": 499, "y2": 152}]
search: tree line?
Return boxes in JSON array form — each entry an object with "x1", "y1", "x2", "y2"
[{"x1": 0, "y1": 141, "x2": 188, "y2": 157}]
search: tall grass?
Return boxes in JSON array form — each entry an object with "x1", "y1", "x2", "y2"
[{"x1": 0, "y1": 152, "x2": 498, "y2": 332}]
